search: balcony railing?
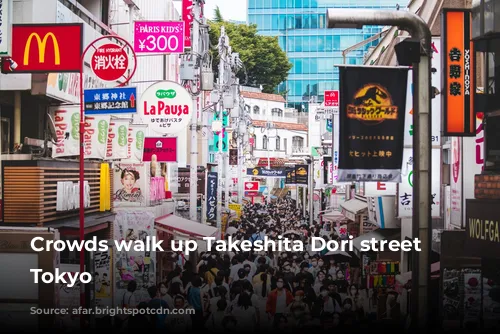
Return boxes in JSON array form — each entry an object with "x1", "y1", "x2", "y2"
[{"x1": 292, "y1": 146, "x2": 306, "y2": 154}]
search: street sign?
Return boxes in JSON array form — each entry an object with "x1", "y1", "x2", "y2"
[
  {"x1": 91, "y1": 43, "x2": 129, "y2": 81},
  {"x1": 182, "y1": 0, "x2": 193, "y2": 48},
  {"x1": 139, "y1": 80, "x2": 194, "y2": 134},
  {"x1": 324, "y1": 90, "x2": 339, "y2": 107},
  {"x1": 142, "y1": 137, "x2": 177, "y2": 162},
  {"x1": 245, "y1": 192, "x2": 260, "y2": 197},
  {"x1": 213, "y1": 111, "x2": 228, "y2": 152},
  {"x1": 134, "y1": 21, "x2": 185, "y2": 54},
  {"x1": 244, "y1": 181, "x2": 259, "y2": 191},
  {"x1": 84, "y1": 87, "x2": 137, "y2": 115}
]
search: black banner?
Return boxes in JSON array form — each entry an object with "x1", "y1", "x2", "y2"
[
  {"x1": 285, "y1": 167, "x2": 295, "y2": 184},
  {"x1": 338, "y1": 66, "x2": 409, "y2": 182},
  {"x1": 206, "y1": 172, "x2": 217, "y2": 222},
  {"x1": 295, "y1": 164, "x2": 309, "y2": 185},
  {"x1": 247, "y1": 167, "x2": 286, "y2": 178},
  {"x1": 229, "y1": 149, "x2": 238, "y2": 166},
  {"x1": 323, "y1": 156, "x2": 332, "y2": 184},
  {"x1": 177, "y1": 167, "x2": 205, "y2": 194}
]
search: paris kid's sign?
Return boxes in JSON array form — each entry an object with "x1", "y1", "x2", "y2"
[{"x1": 139, "y1": 81, "x2": 194, "y2": 135}]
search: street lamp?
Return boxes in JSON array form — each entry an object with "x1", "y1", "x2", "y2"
[{"x1": 326, "y1": 8, "x2": 432, "y2": 329}]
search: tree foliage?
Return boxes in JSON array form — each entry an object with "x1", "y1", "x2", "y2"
[
  {"x1": 208, "y1": 20, "x2": 292, "y2": 94},
  {"x1": 213, "y1": 6, "x2": 224, "y2": 23}
]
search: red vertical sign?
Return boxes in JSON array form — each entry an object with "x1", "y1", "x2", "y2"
[
  {"x1": 324, "y1": 90, "x2": 339, "y2": 107},
  {"x1": 182, "y1": 0, "x2": 193, "y2": 48}
]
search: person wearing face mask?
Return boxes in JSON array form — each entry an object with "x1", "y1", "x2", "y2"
[
  {"x1": 266, "y1": 277, "x2": 293, "y2": 329},
  {"x1": 242, "y1": 252, "x2": 257, "y2": 278},
  {"x1": 328, "y1": 260, "x2": 339, "y2": 278},
  {"x1": 316, "y1": 286, "x2": 342, "y2": 328},
  {"x1": 341, "y1": 298, "x2": 356, "y2": 326},
  {"x1": 286, "y1": 290, "x2": 310, "y2": 328},
  {"x1": 282, "y1": 262, "x2": 295, "y2": 284},
  {"x1": 308, "y1": 256, "x2": 320, "y2": 277},
  {"x1": 313, "y1": 271, "x2": 326, "y2": 295}
]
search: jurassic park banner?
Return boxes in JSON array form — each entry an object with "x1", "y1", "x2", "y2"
[{"x1": 337, "y1": 66, "x2": 409, "y2": 182}]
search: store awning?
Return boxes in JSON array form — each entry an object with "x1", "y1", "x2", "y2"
[
  {"x1": 396, "y1": 262, "x2": 441, "y2": 285},
  {"x1": 351, "y1": 228, "x2": 401, "y2": 255},
  {"x1": 322, "y1": 210, "x2": 345, "y2": 221},
  {"x1": 340, "y1": 199, "x2": 368, "y2": 221},
  {"x1": 45, "y1": 212, "x2": 115, "y2": 236},
  {"x1": 155, "y1": 214, "x2": 218, "y2": 240}
]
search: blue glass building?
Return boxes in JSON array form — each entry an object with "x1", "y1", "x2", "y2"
[{"x1": 247, "y1": 0, "x2": 403, "y2": 110}]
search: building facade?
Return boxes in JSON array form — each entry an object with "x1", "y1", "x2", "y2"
[{"x1": 247, "y1": 0, "x2": 403, "y2": 110}]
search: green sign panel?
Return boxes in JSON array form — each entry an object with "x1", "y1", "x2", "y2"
[{"x1": 213, "y1": 111, "x2": 228, "y2": 152}]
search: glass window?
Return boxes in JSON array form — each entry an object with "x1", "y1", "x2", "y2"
[
  {"x1": 288, "y1": 0, "x2": 293, "y2": 8},
  {"x1": 276, "y1": 136, "x2": 281, "y2": 150},
  {"x1": 302, "y1": 58, "x2": 310, "y2": 73},
  {"x1": 325, "y1": 35, "x2": 333, "y2": 52},
  {"x1": 301, "y1": 36, "x2": 309, "y2": 52},
  {"x1": 287, "y1": 15, "x2": 294, "y2": 29},
  {"x1": 333, "y1": 35, "x2": 340, "y2": 50},
  {"x1": 310, "y1": 36, "x2": 318, "y2": 52},
  {"x1": 262, "y1": 0, "x2": 272, "y2": 8},
  {"x1": 311, "y1": 15, "x2": 318, "y2": 28},
  {"x1": 295, "y1": 15, "x2": 302, "y2": 29},
  {"x1": 249, "y1": 0, "x2": 256, "y2": 9},
  {"x1": 302, "y1": 0, "x2": 310, "y2": 8},
  {"x1": 272, "y1": 0, "x2": 279, "y2": 7},
  {"x1": 255, "y1": 0, "x2": 263, "y2": 8},
  {"x1": 294, "y1": 58, "x2": 303, "y2": 73},
  {"x1": 278, "y1": 36, "x2": 285, "y2": 49},
  {"x1": 287, "y1": 37, "x2": 295, "y2": 52},
  {"x1": 317, "y1": 36, "x2": 325, "y2": 51},
  {"x1": 279, "y1": 0, "x2": 287, "y2": 8},
  {"x1": 294, "y1": 0, "x2": 303, "y2": 7},
  {"x1": 272, "y1": 15, "x2": 279, "y2": 30},
  {"x1": 248, "y1": 15, "x2": 256, "y2": 24},
  {"x1": 279, "y1": 14, "x2": 286, "y2": 30},
  {"x1": 263, "y1": 136, "x2": 268, "y2": 150},
  {"x1": 293, "y1": 81, "x2": 302, "y2": 96},
  {"x1": 310, "y1": 58, "x2": 318, "y2": 73},
  {"x1": 303, "y1": 15, "x2": 310, "y2": 28},
  {"x1": 264, "y1": 15, "x2": 272, "y2": 30},
  {"x1": 253, "y1": 105, "x2": 260, "y2": 114},
  {"x1": 295, "y1": 36, "x2": 303, "y2": 52}
]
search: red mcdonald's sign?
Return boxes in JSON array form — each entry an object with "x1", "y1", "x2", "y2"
[{"x1": 4, "y1": 23, "x2": 83, "y2": 73}]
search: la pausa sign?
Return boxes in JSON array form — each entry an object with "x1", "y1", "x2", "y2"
[{"x1": 140, "y1": 81, "x2": 193, "y2": 135}]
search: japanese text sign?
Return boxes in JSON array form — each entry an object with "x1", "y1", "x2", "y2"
[
  {"x1": 247, "y1": 167, "x2": 286, "y2": 178},
  {"x1": 84, "y1": 87, "x2": 137, "y2": 115},
  {"x1": 91, "y1": 43, "x2": 129, "y2": 81},
  {"x1": 134, "y1": 21, "x2": 185, "y2": 54},
  {"x1": 244, "y1": 181, "x2": 259, "y2": 191},
  {"x1": 337, "y1": 66, "x2": 409, "y2": 182},
  {"x1": 206, "y1": 172, "x2": 218, "y2": 222},
  {"x1": 142, "y1": 137, "x2": 177, "y2": 162},
  {"x1": 139, "y1": 81, "x2": 193, "y2": 134},
  {"x1": 7, "y1": 23, "x2": 83, "y2": 73},
  {"x1": 213, "y1": 111, "x2": 228, "y2": 152},
  {"x1": 182, "y1": 0, "x2": 193, "y2": 48},
  {"x1": 442, "y1": 9, "x2": 475, "y2": 136},
  {"x1": 324, "y1": 90, "x2": 339, "y2": 107}
]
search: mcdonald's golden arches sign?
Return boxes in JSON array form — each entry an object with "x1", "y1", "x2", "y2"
[{"x1": 7, "y1": 23, "x2": 83, "y2": 73}]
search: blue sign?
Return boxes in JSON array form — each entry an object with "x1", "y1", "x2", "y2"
[
  {"x1": 84, "y1": 87, "x2": 137, "y2": 115},
  {"x1": 212, "y1": 111, "x2": 228, "y2": 152},
  {"x1": 206, "y1": 172, "x2": 218, "y2": 222},
  {"x1": 326, "y1": 119, "x2": 332, "y2": 132}
]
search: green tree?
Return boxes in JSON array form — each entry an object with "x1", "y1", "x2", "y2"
[
  {"x1": 208, "y1": 20, "x2": 292, "y2": 94},
  {"x1": 213, "y1": 6, "x2": 224, "y2": 23}
]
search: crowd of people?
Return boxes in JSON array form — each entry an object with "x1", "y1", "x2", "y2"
[{"x1": 118, "y1": 198, "x2": 402, "y2": 333}]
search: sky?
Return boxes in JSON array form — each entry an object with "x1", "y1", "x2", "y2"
[{"x1": 174, "y1": 0, "x2": 247, "y2": 22}]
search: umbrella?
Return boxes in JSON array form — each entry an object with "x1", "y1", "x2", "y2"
[
  {"x1": 325, "y1": 250, "x2": 353, "y2": 262},
  {"x1": 283, "y1": 230, "x2": 301, "y2": 236},
  {"x1": 225, "y1": 227, "x2": 237, "y2": 235}
]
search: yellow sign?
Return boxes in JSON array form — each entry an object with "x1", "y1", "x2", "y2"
[
  {"x1": 24, "y1": 32, "x2": 61, "y2": 66},
  {"x1": 347, "y1": 84, "x2": 397, "y2": 122},
  {"x1": 228, "y1": 203, "x2": 242, "y2": 218}
]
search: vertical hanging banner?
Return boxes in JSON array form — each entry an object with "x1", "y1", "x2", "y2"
[
  {"x1": 110, "y1": 119, "x2": 130, "y2": 160},
  {"x1": 181, "y1": 0, "x2": 193, "y2": 48},
  {"x1": 84, "y1": 115, "x2": 110, "y2": 159},
  {"x1": 126, "y1": 124, "x2": 147, "y2": 163},
  {"x1": 51, "y1": 106, "x2": 80, "y2": 158},
  {"x1": 323, "y1": 156, "x2": 332, "y2": 184},
  {"x1": 229, "y1": 149, "x2": 238, "y2": 165},
  {"x1": 213, "y1": 111, "x2": 229, "y2": 152},
  {"x1": 285, "y1": 167, "x2": 295, "y2": 185},
  {"x1": 206, "y1": 172, "x2": 217, "y2": 222},
  {"x1": 442, "y1": 9, "x2": 475, "y2": 136},
  {"x1": 295, "y1": 164, "x2": 309, "y2": 185},
  {"x1": 337, "y1": 66, "x2": 409, "y2": 182}
]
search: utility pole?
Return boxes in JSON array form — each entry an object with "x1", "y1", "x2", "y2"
[
  {"x1": 236, "y1": 79, "x2": 244, "y2": 204},
  {"x1": 326, "y1": 9, "x2": 432, "y2": 328},
  {"x1": 188, "y1": 0, "x2": 202, "y2": 222}
]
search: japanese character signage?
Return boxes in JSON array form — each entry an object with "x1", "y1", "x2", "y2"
[
  {"x1": 442, "y1": 9, "x2": 475, "y2": 136},
  {"x1": 206, "y1": 172, "x2": 218, "y2": 222},
  {"x1": 134, "y1": 21, "x2": 185, "y2": 54},
  {"x1": 213, "y1": 111, "x2": 229, "y2": 152},
  {"x1": 91, "y1": 43, "x2": 128, "y2": 81},
  {"x1": 398, "y1": 148, "x2": 441, "y2": 218},
  {"x1": 177, "y1": 167, "x2": 205, "y2": 194},
  {"x1": 295, "y1": 164, "x2": 309, "y2": 185},
  {"x1": 139, "y1": 81, "x2": 193, "y2": 134},
  {"x1": 124, "y1": 124, "x2": 147, "y2": 163},
  {"x1": 324, "y1": 90, "x2": 339, "y2": 107},
  {"x1": 182, "y1": 0, "x2": 193, "y2": 48},
  {"x1": 142, "y1": 137, "x2": 177, "y2": 162},
  {"x1": 6, "y1": 23, "x2": 83, "y2": 73},
  {"x1": 106, "y1": 119, "x2": 130, "y2": 160},
  {"x1": 84, "y1": 87, "x2": 137, "y2": 115},
  {"x1": 338, "y1": 66, "x2": 409, "y2": 182},
  {"x1": 0, "y1": 0, "x2": 12, "y2": 56},
  {"x1": 247, "y1": 167, "x2": 286, "y2": 178}
]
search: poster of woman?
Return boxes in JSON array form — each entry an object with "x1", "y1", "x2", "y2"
[{"x1": 113, "y1": 164, "x2": 146, "y2": 207}]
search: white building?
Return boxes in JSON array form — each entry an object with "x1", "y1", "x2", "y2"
[{"x1": 241, "y1": 87, "x2": 308, "y2": 165}]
